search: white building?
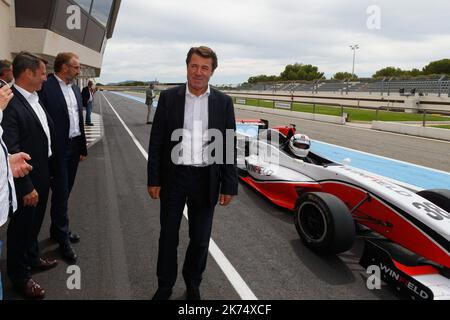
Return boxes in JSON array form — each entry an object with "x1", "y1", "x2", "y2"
[{"x1": 0, "y1": 0, "x2": 121, "y2": 87}]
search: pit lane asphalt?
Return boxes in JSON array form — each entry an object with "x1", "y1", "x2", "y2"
[{"x1": 7, "y1": 90, "x2": 443, "y2": 299}]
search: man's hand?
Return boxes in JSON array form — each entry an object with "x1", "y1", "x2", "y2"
[
  {"x1": 9, "y1": 152, "x2": 33, "y2": 178},
  {"x1": 148, "y1": 186, "x2": 161, "y2": 199},
  {"x1": 0, "y1": 84, "x2": 13, "y2": 111},
  {"x1": 23, "y1": 189, "x2": 39, "y2": 207},
  {"x1": 219, "y1": 194, "x2": 234, "y2": 206},
  {"x1": 80, "y1": 155, "x2": 87, "y2": 162}
]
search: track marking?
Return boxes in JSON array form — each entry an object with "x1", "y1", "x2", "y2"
[{"x1": 101, "y1": 92, "x2": 258, "y2": 300}]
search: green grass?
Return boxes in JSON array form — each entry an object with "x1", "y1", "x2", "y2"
[
  {"x1": 244, "y1": 99, "x2": 275, "y2": 109},
  {"x1": 431, "y1": 125, "x2": 450, "y2": 130},
  {"x1": 292, "y1": 103, "x2": 450, "y2": 122},
  {"x1": 235, "y1": 98, "x2": 450, "y2": 122}
]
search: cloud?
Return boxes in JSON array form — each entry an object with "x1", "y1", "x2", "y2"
[{"x1": 99, "y1": 0, "x2": 450, "y2": 84}]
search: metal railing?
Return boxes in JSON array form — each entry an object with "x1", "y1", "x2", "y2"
[{"x1": 232, "y1": 96, "x2": 450, "y2": 127}]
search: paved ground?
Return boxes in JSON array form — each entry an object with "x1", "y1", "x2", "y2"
[{"x1": 1, "y1": 90, "x2": 448, "y2": 300}]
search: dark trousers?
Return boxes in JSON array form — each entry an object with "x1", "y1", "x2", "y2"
[
  {"x1": 157, "y1": 165, "x2": 216, "y2": 290},
  {"x1": 50, "y1": 138, "x2": 80, "y2": 244},
  {"x1": 7, "y1": 187, "x2": 49, "y2": 285}
]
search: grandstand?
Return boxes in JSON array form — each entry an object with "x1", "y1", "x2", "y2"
[{"x1": 238, "y1": 77, "x2": 450, "y2": 97}]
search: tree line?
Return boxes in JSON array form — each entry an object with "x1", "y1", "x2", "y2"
[{"x1": 247, "y1": 59, "x2": 450, "y2": 83}]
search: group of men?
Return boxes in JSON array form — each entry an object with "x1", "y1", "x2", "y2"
[
  {"x1": 1, "y1": 45, "x2": 238, "y2": 301},
  {"x1": 0, "y1": 52, "x2": 89, "y2": 299}
]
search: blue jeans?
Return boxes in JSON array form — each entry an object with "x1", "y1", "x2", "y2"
[
  {"x1": 0, "y1": 239, "x2": 3, "y2": 300},
  {"x1": 86, "y1": 101, "x2": 93, "y2": 125}
]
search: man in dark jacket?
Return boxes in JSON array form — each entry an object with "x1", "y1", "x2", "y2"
[
  {"x1": 2, "y1": 52, "x2": 58, "y2": 299},
  {"x1": 38, "y1": 52, "x2": 87, "y2": 263},
  {"x1": 147, "y1": 46, "x2": 238, "y2": 300},
  {"x1": 81, "y1": 80, "x2": 94, "y2": 126}
]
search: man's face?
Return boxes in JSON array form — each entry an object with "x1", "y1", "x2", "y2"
[
  {"x1": 187, "y1": 53, "x2": 214, "y2": 93},
  {"x1": 1, "y1": 66, "x2": 13, "y2": 83},
  {"x1": 28, "y1": 61, "x2": 47, "y2": 91},
  {"x1": 64, "y1": 57, "x2": 80, "y2": 82}
]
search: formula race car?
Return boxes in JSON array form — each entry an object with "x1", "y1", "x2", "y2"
[{"x1": 235, "y1": 119, "x2": 450, "y2": 300}]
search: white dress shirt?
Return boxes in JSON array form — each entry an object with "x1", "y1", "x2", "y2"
[
  {"x1": 0, "y1": 111, "x2": 17, "y2": 227},
  {"x1": 55, "y1": 75, "x2": 81, "y2": 138},
  {"x1": 88, "y1": 88, "x2": 93, "y2": 103},
  {"x1": 14, "y1": 85, "x2": 52, "y2": 157},
  {"x1": 180, "y1": 83, "x2": 210, "y2": 166}
]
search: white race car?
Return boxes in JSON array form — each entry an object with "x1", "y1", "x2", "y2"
[{"x1": 236, "y1": 119, "x2": 450, "y2": 300}]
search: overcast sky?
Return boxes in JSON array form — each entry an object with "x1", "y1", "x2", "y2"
[{"x1": 98, "y1": 0, "x2": 450, "y2": 85}]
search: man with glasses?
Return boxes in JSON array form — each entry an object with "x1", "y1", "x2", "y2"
[{"x1": 38, "y1": 52, "x2": 87, "y2": 263}]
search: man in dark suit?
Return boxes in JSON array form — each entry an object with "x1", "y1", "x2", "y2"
[
  {"x1": 147, "y1": 46, "x2": 238, "y2": 300},
  {"x1": 38, "y1": 52, "x2": 87, "y2": 263},
  {"x1": 2, "y1": 52, "x2": 58, "y2": 299},
  {"x1": 81, "y1": 80, "x2": 94, "y2": 126}
]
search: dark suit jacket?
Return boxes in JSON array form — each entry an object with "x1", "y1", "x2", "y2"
[
  {"x1": 147, "y1": 84, "x2": 238, "y2": 205},
  {"x1": 81, "y1": 86, "x2": 92, "y2": 108},
  {"x1": 2, "y1": 86, "x2": 55, "y2": 197},
  {"x1": 38, "y1": 74, "x2": 87, "y2": 159}
]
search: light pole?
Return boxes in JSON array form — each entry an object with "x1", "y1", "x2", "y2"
[{"x1": 350, "y1": 44, "x2": 359, "y2": 79}]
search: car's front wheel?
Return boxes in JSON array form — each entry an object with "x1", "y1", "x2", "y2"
[{"x1": 295, "y1": 192, "x2": 355, "y2": 254}]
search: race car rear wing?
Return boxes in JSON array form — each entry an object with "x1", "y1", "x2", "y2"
[
  {"x1": 236, "y1": 119, "x2": 297, "y2": 139},
  {"x1": 236, "y1": 119, "x2": 269, "y2": 129}
]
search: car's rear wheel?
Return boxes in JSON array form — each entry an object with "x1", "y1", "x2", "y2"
[
  {"x1": 416, "y1": 189, "x2": 450, "y2": 213},
  {"x1": 295, "y1": 192, "x2": 355, "y2": 254}
]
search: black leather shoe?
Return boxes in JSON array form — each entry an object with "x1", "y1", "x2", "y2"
[
  {"x1": 152, "y1": 287, "x2": 172, "y2": 300},
  {"x1": 60, "y1": 244, "x2": 78, "y2": 263},
  {"x1": 69, "y1": 232, "x2": 81, "y2": 243},
  {"x1": 50, "y1": 232, "x2": 80, "y2": 244},
  {"x1": 186, "y1": 287, "x2": 201, "y2": 300}
]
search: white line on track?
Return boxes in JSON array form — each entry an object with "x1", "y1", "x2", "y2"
[{"x1": 101, "y1": 92, "x2": 258, "y2": 300}]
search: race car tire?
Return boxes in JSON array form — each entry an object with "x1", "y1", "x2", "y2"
[
  {"x1": 295, "y1": 192, "x2": 355, "y2": 254},
  {"x1": 416, "y1": 189, "x2": 450, "y2": 213}
]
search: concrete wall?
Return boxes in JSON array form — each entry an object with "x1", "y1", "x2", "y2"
[
  {"x1": 0, "y1": 0, "x2": 13, "y2": 60},
  {"x1": 372, "y1": 121, "x2": 450, "y2": 141},
  {"x1": 226, "y1": 91, "x2": 450, "y2": 113},
  {"x1": 9, "y1": 28, "x2": 104, "y2": 75},
  {"x1": 234, "y1": 104, "x2": 346, "y2": 125}
]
